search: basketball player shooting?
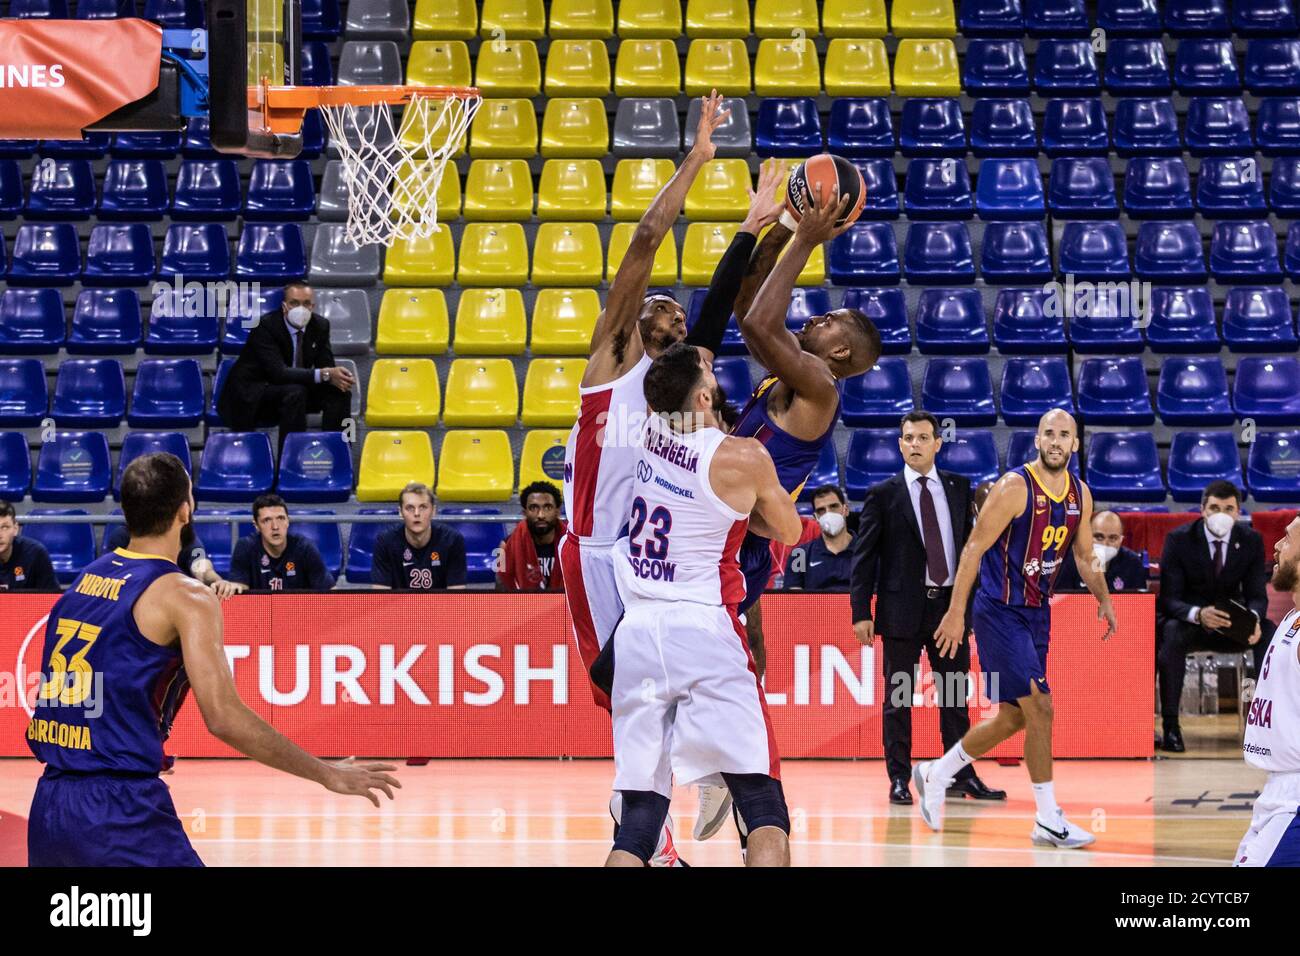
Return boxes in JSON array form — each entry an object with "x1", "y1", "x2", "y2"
[
  {"x1": 26, "y1": 453, "x2": 400, "y2": 866},
  {"x1": 913, "y1": 410, "x2": 1117, "y2": 849}
]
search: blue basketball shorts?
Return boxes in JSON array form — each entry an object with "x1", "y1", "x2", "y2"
[
  {"x1": 737, "y1": 530, "x2": 772, "y2": 615},
  {"x1": 971, "y1": 590, "x2": 1052, "y2": 705}
]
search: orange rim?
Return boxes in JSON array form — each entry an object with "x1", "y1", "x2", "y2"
[{"x1": 249, "y1": 84, "x2": 480, "y2": 134}]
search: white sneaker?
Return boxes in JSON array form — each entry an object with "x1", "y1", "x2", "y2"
[
  {"x1": 694, "y1": 784, "x2": 733, "y2": 841},
  {"x1": 1031, "y1": 811, "x2": 1096, "y2": 849},
  {"x1": 913, "y1": 761, "x2": 950, "y2": 832},
  {"x1": 650, "y1": 813, "x2": 685, "y2": 867}
]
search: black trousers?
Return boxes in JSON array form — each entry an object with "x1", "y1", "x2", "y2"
[
  {"x1": 1156, "y1": 616, "x2": 1273, "y2": 729},
  {"x1": 231, "y1": 382, "x2": 350, "y2": 447},
  {"x1": 881, "y1": 589, "x2": 974, "y2": 783}
]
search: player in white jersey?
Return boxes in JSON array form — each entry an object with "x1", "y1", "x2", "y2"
[
  {"x1": 598, "y1": 343, "x2": 802, "y2": 867},
  {"x1": 1235, "y1": 514, "x2": 1300, "y2": 867}
]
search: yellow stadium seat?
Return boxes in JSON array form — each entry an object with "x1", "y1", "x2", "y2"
[
  {"x1": 530, "y1": 288, "x2": 600, "y2": 354},
  {"x1": 456, "y1": 222, "x2": 530, "y2": 286},
  {"x1": 436, "y1": 164, "x2": 462, "y2": 218},
  {"x1": 684, "y1": 0, "x2": 750, "y2": 37},
  {"x1": 617, "y1": 0, "x2": 682, "y2": 38},
  {"x1": 436, "y1": 430, "x2": 514, "y2": 501},
  {"x1": 536, "y1": 159, "x2": 606, "y2": 221},
  {"x1": 390, "y1": 158, "x2": 463, "y2": 223},
  {"x1": 684, "y1": 158, "x2": 751, "y2": 220},
  {"x1": 376, "y1": 289, "x2": 450, "y2": 355},
  {"x1": 544, "y1": 39, "x2": 612, "y2": 96},
  {"x1": 894, "y1": 39, "x2": 961, "y2": 96},
  {"x1": 754, "y1": 38, "x2": 821, "y2": 96},
  {"x1": 821, "y1": 0, "x2": 887, "y2": 37},
  {"x1": 777, "y1": 232, "x2": 825, "y2": 285},
  {"x1": 405, "y1": 41, "x2": 471, "y2": 87},
  {"x1": 540, "y1": 98, "x2": 609, "y2": 158},
  {"x1": 443, "y1": 359, "x2": 519, "y2": 426},
  {"x1": 399, "y1": 98, "x2": 469, "y2": 158},
  {"x1": 532, "y1": 223, "x2": 603, "y2": 286},
  {"x1": 517, "y1": 430, "x2": 571, "y2": 490},
  {"x1": 462, "y1": 159, "x2": 534, "y2": 221},
  {"x1": 891, "y1": 0, "x2": 957, "y2": 37},
  {"x1": 453, "y1": 288, "x2": 528, "y2": 355},
  {"x1": 614, "y1": 39, "x2": 681, "y2": 96},
  {"x1": 680, "y1": 222, "x2": 740, "y2": 284},
  {"x1": 522, "y1": 358, "x2": 587, "y2": 427},
  {"x1": 469, "y1": 99, "x2": 538, "y2": 158},
  {"x1": 412, "y1": 0, "x2": 477, "y2": 39},
  {"x1": 610, "y1": 158, "x2": 675, "y2": 220},
  {"x1": 606, "y1": 222, "x2": 678, "y2": 284},
  {"x1": 383, "y1": 227, "x2": 455, "y2": 286},
  {"x1": 548, "y1": 0, "x2": 614, "y2": 38},
  {"x1": 474, "y1": 40, "x2": 542, "y2": 97},
  {"x1": 479, "y1": 0, "x2": 546, "y2": 40},
  {"x1": 753, "y1": 0, "x2": 819, "y2": 37},
  {"x1": 684, "y1": 39, "x2": 752, "y2": 96},
  {"x1": 356, "y1": 430, "x2": 435, "y2": 502},
  {"x1": 824, "y1": 38, "x2": 891, "y2": 96},
  {"x1": 365, "y1": 359, "x2": 442, "y2": 427}
]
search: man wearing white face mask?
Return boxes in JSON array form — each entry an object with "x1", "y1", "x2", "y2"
[
  {"x1": 1056, "y1": 510, "x2": 1148, "y2": 593},
  {"x1": 784, "y1": 486, "x2": 854, "y2": 590}
]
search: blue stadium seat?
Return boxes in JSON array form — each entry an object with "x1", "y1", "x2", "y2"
[
  {"x1": 712, "y1": 357, "x2": 753, "y2": 410},
  {"x1": 1098, "y1": 0, "x2": 1163, "y2": 36},
  {"x1": 145, "y1": 293, "x2": 220, "y2": 356},
  {"x1": 1133, "y1": 220, "x2": 1208, "y2": 281},
  {"x1": 181, "y1": 118, "x2": 220, "y2": 159},
  {"x1": 235, "y1": 223, "x2": 308, "y2": 282},
  {"x1": 0, "y1": 359, "x2": 48, "y2": 427},
  {"x1": 1210, "y1": 220, "x2": 1282, "y2": 282},
  {"x1": 302, "y1": 0, "x2": 342, "y2": 38},
  {"x1": 1185, "y1": 97, "x2": 1254, "y2": 155},
  {"x1": 0, "y1": 287, "x2": 64, "y2": 354},
  {"x1": 1166, "y1": 0, "x2": 1231, "y2": 35},
  {"x1": 960, "y1": 0, "x2": 1024, "y2": 36},
  {"x1": 51, "y1": 359, "x2": 125, "y2": 428},
  {"x1": 23, "y1": 510, "x2": 95, "y2": 585},
  {"x1": 1286, "y1": 224, "x2": 1300, "y2": 278},
  {"x1": 287, "y1": 510, "x2": 343, "y2": 577},
  {"x1": 223, "y1": 286, "x2": 283, "y2": 354},
  {"x1": 111, "y1": 131, "x2": 182, "y2": 157},
  {"x1": 1247, "y1": 431, "x2": 1300, "y2": 502},
  {"x1": 786, "y1": 289, "x2": 833, "y2": 330},
  {"x1": 755, "y1": 98, "x2": 822, "y2": 156},
  {"x1": 904, "y1": 223, "x2": 975, "y2": 284},
  {"x1": 128, "y1": 358, "x2": 204, "y2": 428},
  {"x1": 969, "y1": 98, "x2": 1038, "y2": 156},
  {"x1": 0, "y1": 159, "x2": 22, "y2": 219},
  {"x1": 67, "y1": 288, "x2": 142, "y2": 355},
  {"x1": 684, "y1": 291, "x2": 745, "y2": 356},
  {"x1": 975, "y1": 158, "x2": 1044, "y2": 219},
  {"x1": 915, "y1": 288, "x2": 988, "y2": 354},
  {"x1": 195, "y1": 432, "x2": 276, "y2": 502},
  {"x1": 1047, "y1": 157, "x2": 1117, "y2": 217},
  {"x1": 8, "y1": 223, "x2": 80, "y2": 286},
  {"x1": 903, "y1": 159, "x2": 972, "y2": 220},
  {"x1": 299, "y1": 110, "x2": 326, "y2": 160},
  {"x1": 301, "y1": 41, "x2": 335, "y2": 86},
  {"x1": 276, "y1": 431, "x2": 354, "y2": 503},
  {"x1": 1041, "y1": 97, "x2": 1109, "y2": 156},
  {"x1": 244, "y1": 160, "x2": 317, "y2": 221},
  {"x1": 40, "y1": 135, "x2": 111, "y2": 158},
  {"x1": 828, "y1": 223, "x2": 900, "y2": 285},
  {"x1": 1076, "y1": 356, "x2": 1154, "y2": 424},
  {"x1": 1223, "y1": 286, "x2": 1298, "y2": 352},
  {"x1": 1245, "y1": 40, "x2": 1300, "y2": 94},
  {"x1": 25, "y1": 158, "x2": 95, "y2": 220},
  {"x1": 921, "y1": 358, "x2": 996, "y2": 425},
  {"x1": 207, "y1": 357, "x2": 236, "y2": 426},
  {"x1": 1113, "y1": 97, "x2": 1182, "y2": 155},
  {"x1": 796, "y1": 444, "x2": 840, "y2": 503},
  {"x1": 193, "y1": 508, "x2": 244, "y2": 574},
  {"x1": 0, "y1": 432, "x2": 30, "y2": 501},
  {"x1": 345, "y1": 509, "x2": 397, "y2": 579},
  {"x1": 845, "y1": 429, "x2": 904, "y2": 499},
  {"x1": 841, "y1": 357, "x2": 913, "y2": 426},
  {"x1": 935, "y1": 431, "x2": 1000, "y2": 485},
  {"x1": 1035, "y1": 40, "x2": 1101, "y2": 94},
  {"x1": 1086, "y1": 432, "x2": 1166, "y2": 501},
  {"x1": 98, "y1": 159, "x2": 168, "y2": 221},
  {"x1": 83, "y1": 223, "x2": 155, "y2": 287},
  {"x1": 826, "y1": 99, "x2": 895, "y2": 158},
  {"x1": 1145, "y1": 286, "x2": 1220, "y2": 352},
  {"x1": 1167, "y1": 432, "x2": 1243, "y2": 504},
  {"x1": 1269, "y1": 157, "x2": 1300, "y2": 215},
  {"x1": 1234, "y1": 356, "x2": 1300, "y2": 424},
  {"x1": 159, "y1": 223, "x2": 230, "y2": 281},
  {"x1": 999, "y1": 357, "x2": 1074, "y2": 426},
  {"x1": 32, "y1": 432, "x2": 112, "y2": 503},
  {"x1": 1026, "y1": 0, "x2": 1089, "y2": 34},
  {"x1": 1068, "y1": 289, "x2": 1147, "y2": 353},
  {"x1": 979, "y1": 221, "x2": 1053, "y2": 283},
  {"x1": 1256, "y1": 96, "x2": 1300, "y2": 156},
  {"x1": 1122, "y1": 157, "x2": 1194, "y2": 217},
  {"x1": 1058, "y1": 221, "x2": 1131, "y2": 279},
  {"x1": 143, "y1": 0, "x2": 204, "y2": 27},
  {"x1": 1175, "y1": 39, "x2": 1242, "y2": 94},
  {"x1": 441, "y1": 510, "x2": 510, "y2": 584},
  {"x1": 853, "y1": 159, "x2": 900, "y2": 219},
  {"x1": 899, "y1": 99, "x2": 967, "y2": 157},
  {"x1": 114, "y1": 431, "x2": 192, "y2": 500},
  {"x1": 841, "y1": 288, "x2": 911, "y2": 354},
  {"x1": 963, "y1": 40, "x2": 1030, "y2": 96},
  {"x1": 171, "y1": 159, "x2": 242, "y2": 220},
  {"x1": 1104, "y1": 39, "x2": 1172, "y2": 94},
  {"x1": 1235, "y1": 0, "x2": 1300, "y2": 36},
  {"x1": 1157, "y1": 356, "x2": 1234, "y2": 424},
  {"x1": 1007, "y1": 429, "x2": 1081, "y2": 475},
  {"x1": 992, "y1": 288, "x2": 1068, "y2": 354},
  {"x1": 1197, "y1": 157, "x2": 1268, "y2": 216}
]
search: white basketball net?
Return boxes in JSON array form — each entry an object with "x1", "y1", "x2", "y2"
[{"x1": 318, "y1": 91, "x2": 480, "y2": 248}]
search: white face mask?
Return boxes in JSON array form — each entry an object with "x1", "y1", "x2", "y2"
[
  {"x1": 1093, "y1": 544, "x2": 1118, "y2": 569},
  {"x1": 286, "y1": 305, "x2": 311, "y2": 329},
  {"x1": 818, "y1": 512, "x2": 846, "y2": 537},
  {"x1": 1205, "y1": 511, "x2": 1235, "y2": 539}
]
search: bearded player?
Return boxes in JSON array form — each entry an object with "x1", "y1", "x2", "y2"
[{"x1": 914, "y1": 409, "x2": 1118, "y2": 848}]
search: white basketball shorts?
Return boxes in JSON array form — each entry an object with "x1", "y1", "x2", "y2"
[
  {"x1": 558, "y1": 533, "x2": 624, "y2": 710},
  {"x1": 1234, "y1": 770, "x2": 1300, "y2": 867}
]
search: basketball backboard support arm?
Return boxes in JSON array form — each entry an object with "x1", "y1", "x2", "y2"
[
  {"x1": 86, "y1": 29, "x2": 210, "y2": 133},
  {"x1": 208, "y1": 0, "x2": 304, "y2": 158}
]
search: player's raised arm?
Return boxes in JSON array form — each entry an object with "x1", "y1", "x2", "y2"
[{"x1": 1069, "y1": 481, "x2": 1118, "y2": 640}]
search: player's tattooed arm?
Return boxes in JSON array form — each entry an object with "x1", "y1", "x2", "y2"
[{"x1": 1071, "y1": 481, "x2": 1118, "y2": 640}]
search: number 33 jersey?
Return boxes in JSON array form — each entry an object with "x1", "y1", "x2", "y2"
[
  {"x1": 978, "y1": 464, "x2": 1083, "y2": 608},
  {"x1": 613, "y1": 412, "x2": 750, "y2": 609}
]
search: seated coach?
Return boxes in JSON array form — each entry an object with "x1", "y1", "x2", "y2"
[{"x1": 1055, "y1": 510, "x2": 1147, "y2": 592}]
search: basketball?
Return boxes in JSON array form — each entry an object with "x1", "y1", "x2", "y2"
[{"x1": 784, "y1": 153, "x2": 866, "y2": 230}]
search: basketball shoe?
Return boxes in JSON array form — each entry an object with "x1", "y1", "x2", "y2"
[
  {"x1": 1031, "y1": 810, "x2": 1096, "y2": 849},
  {"x1": 913, "y1": 760, "x2": 951, "y2": 832},
  {"x1": 694, "y1": 784, "x2": 733, "y2": 840}
]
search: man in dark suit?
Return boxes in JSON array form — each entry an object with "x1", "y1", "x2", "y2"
[
  {"x1": 851, "y1": 411, "x2": 1006, "y2": 805},
  {"x1": 217, "y1": 281, "x2": 356, "y2": 447},
  {"x1": 1056, "y1": 509, "x2": 1148, "y2": 592},
  {"x1": 1157, "y1": 480, "x2": 1272, "y2": 753}
]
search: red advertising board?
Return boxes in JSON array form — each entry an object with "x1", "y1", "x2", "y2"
[{"x1": 0, "y1": 592, "x2": 1155, "y2": 760}]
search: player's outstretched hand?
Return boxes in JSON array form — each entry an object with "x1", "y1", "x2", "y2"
[
  {"x1": 933, "y1": 609, "x2": 965, "y2": 659},
  {"x1": 743, "y1": 158, "x2": 787, "y2": 232},
  {"x1": 795, "y1": 181, "x2": 852, "y2": 247},
  {"x1": 1098, "y1": 601, "x2": 1118, "y2": 642},
  {"x1": 688, "y1": 89, "x2": 731, "y2": 162},
  {"x1": 323, "y1": 756, "x2": 402, "y2": 808}
]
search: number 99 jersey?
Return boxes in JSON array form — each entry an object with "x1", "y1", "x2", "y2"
[
  {"x1": 978, "y1": 464, "x2": 1083, "y2": 608},
  {"x1": 613, "y1": 412, "x2": 750, "y2": 609}
]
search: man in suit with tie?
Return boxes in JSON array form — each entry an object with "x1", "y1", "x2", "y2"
[
  {"x1": 217, "y1": 281, "x2": 356, "y2": 448},
  {"x1": 1157, "y1": 480, "x2": 1273, "y2": 753},
  {"x1": 851, "y1": 411, "x2": 1006, "y2": 805}
]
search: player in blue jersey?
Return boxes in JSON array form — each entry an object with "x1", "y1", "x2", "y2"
[
  {"x1": 26, "y1": 452, "x2": 399, "y2": 867},
  {"x1": 913, "y1": 410, "x2": 1117, "y2": 848}
]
